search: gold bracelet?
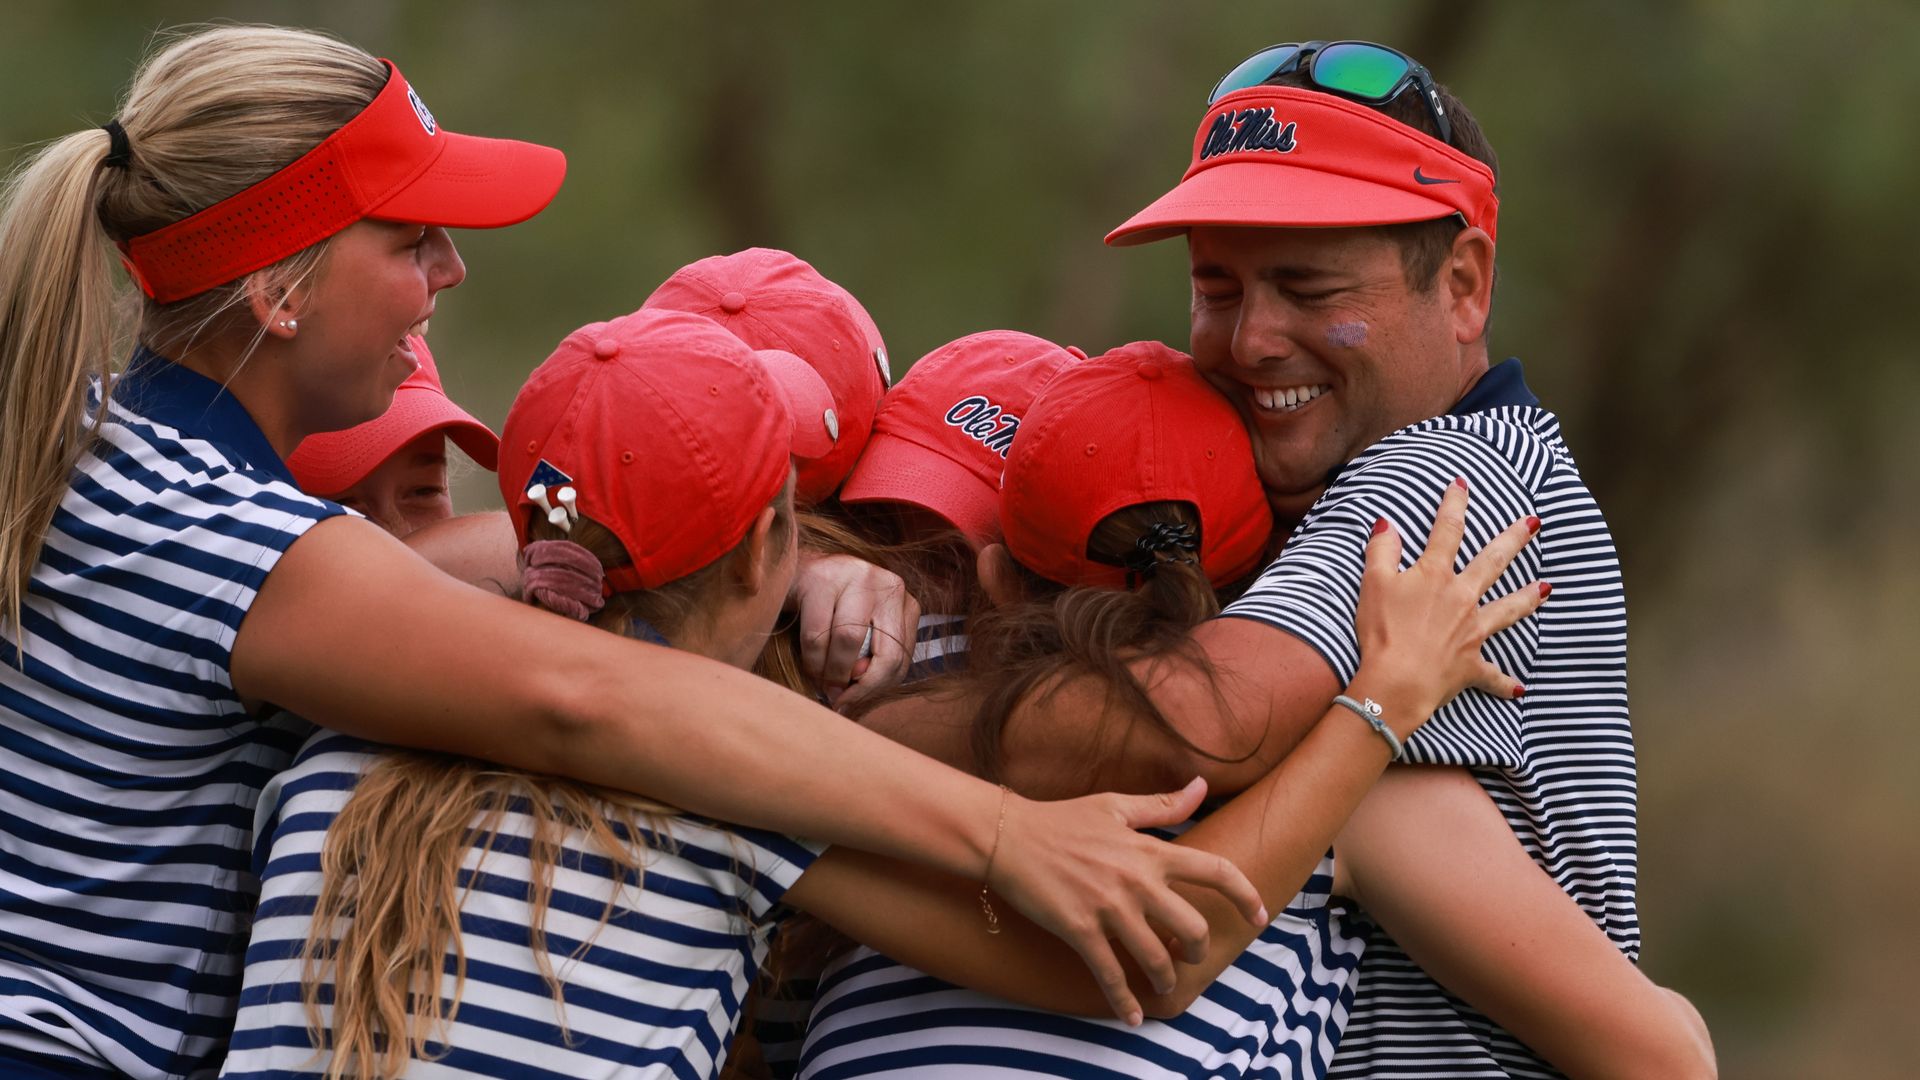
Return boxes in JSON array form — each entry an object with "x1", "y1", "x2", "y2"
[{"x1": 978, "y1": 783, "x2": 1011, "y2": 934}]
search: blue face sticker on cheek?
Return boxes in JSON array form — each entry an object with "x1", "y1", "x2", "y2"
[{"x1": 1327, "y1": 321, "x2": 1368, "y2": 348}]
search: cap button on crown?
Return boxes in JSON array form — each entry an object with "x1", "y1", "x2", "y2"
[
  {"x1": 593, "y1": 338, "x2": 620, "y2": 361},
  {"x1": 720, "y1": 291, "x2": 747, "y2": 314},
  {"x1": 1136, "y1": 360, "x2": 1163, "y2": 380}
]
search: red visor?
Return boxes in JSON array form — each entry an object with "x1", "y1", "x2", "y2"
[
  {"x1": 118, "y1": 60, "x2": 565, "y2": 303},
  {"x1": 1107, "y1": 86, "x2": 1496, "y2": 246}
]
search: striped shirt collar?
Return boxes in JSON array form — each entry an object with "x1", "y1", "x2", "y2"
[
  {"x1": 1318, "y1": 358, "x2": 1540, "y2": 492},
  {"x1": 1451, "y1": 357, "x2": 1539, "y2": 415},
  {"x1": 113, "y1": 345, "x2": 299, "y2": 486}
]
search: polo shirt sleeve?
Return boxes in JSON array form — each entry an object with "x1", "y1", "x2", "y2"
[
  {"x1": 1220, "y1": 425, "x2": 1545, "y2": 767},
  {"x1": 698, "y1": 821, "x2": 829, "y2": 926}
]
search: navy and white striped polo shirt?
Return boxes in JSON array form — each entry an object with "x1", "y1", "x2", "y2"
[
  {"x1": 734, "y1": 611, "x2": 974, "y2": 1080},
  {"x1": 908, "y1": 613, "x2": 969, "y2": 678},
  {"x1": 1223, "y1": 360, "x2": 1635, "y2": 1078},
  {"x1": 0, "y1": 350, "x2": 345, "y2": 1078},
  {"x1": 797, "y1": 848, "x2": 1363, "y2": 1079},
  {"x1": 224, "y1": 729, "x2": 825, "y2": 1078}
]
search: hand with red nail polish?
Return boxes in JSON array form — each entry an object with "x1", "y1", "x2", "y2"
[{"x1": 1350, "y1": 481, "x2": 1547, "y2": 726}]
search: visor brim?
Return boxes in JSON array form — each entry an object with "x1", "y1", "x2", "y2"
[
  {"x1": 371, "y1": 131, "x2": 567, "y2": 230},
  {"x1": 1106, "y1": 159, "x2": 1462, "y2": 247}
]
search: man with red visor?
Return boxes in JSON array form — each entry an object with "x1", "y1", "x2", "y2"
[{"x1": 1003, "y1": 41, "x2": 1713, "y2": 1078}]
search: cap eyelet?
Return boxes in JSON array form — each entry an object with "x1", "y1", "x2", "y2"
[
  {"x1": 620, "y1": 450, "x2": 635, "y2": 465},
  {"x1": 525, "y1": 440, "x2": 538, "y2": 454},
  {"x1": 1084, "y1": 443, "x2": 1098, "y2": 456}
]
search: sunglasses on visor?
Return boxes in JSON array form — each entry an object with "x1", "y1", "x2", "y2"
[{"x1": 1208, "y1": 40, "x2": 1452, "y2": 146}]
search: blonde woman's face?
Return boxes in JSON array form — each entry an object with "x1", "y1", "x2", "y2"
[{"x1": 288, "y1": 221, "x2": 466, "y2": 436}]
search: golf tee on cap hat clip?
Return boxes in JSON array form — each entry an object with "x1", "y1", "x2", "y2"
[
  {"x1": 1106, "y1": 85, "x2": 1496, "y2": 247},
  {"x1": 114, "y1": 59, "x2": 565, "y2": 303},
  {"x1": 497, "y1": 309, "x2": 833, "y2": 592}
]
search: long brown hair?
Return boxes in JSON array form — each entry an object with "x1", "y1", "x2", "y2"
[
  {"x1": 301, "y1": 499, "x2": 792, "y2": 1079},
  {"x1": 0, "y1": 25, "x2": 386, "y2": 641},
  {"x1": 954, "y1": 500, "x2": 1252, "y2": 784}
]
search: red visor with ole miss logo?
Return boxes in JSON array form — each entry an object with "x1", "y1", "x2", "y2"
[
  {"x1": 1106, "y1": 86, "x2": 1496, "y2": 246},
  {"x1": 117, "y1": 59, "x2": 566, "y2": 303}
]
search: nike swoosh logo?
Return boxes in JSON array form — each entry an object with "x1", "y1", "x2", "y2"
[{"x1": 1413, "y1": 167, "x2": 1460, "y2": 185}]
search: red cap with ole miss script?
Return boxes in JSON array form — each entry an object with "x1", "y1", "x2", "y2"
[
  {"x1": 1106, "y1": 85, "x2": 1497, "y2": 246},
  {"x1": 1000, "y1": 341, "x2": 1273, "y2": 590},
  {"x1": 641, "y1": 248, "x2": 888, "y2": 504},
  {"x1": 839, "y1": 330, "x2": 1081, "y2": 549},
  {"x1": 497, "y1": 309, "x2": 836, "y2": 590},
  {"x1": 116, "y1": 59, "x2": 565, "y2": 304}
]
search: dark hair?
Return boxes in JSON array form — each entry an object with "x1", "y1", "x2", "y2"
[
  {"x1": 1268, "y1": 68, "x2": 1499, "y2": 293},
  {"x1": 953, "y1": 501, "x2": 1251, "y2": 783}
]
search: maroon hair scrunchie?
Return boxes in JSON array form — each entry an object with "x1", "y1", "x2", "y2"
[{"x1": 519, "y1": 539, "x2": 607, "y2": 622}]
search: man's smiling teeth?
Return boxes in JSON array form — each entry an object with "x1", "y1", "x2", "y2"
[
  {"x1": 405, "y1": 318, "x2": 429, "y2": 338},
  {"x1": 1251, "y1": 384, "x2": 1329, "y2": 412}
]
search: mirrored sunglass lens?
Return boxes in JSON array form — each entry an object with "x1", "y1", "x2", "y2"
[
  {"x1": 1211, "y1": 45, "x2": 1301, "y2": 102},
  {"x1": 1314, "y1": 43, "x2": 1411, "y2": 99}
]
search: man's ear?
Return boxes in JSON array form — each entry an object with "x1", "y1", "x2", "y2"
[
  {"x1": 976, "y1": 543, "x2": 1023, "y2": 607},
  {"x1": 732, "y1": 505, "x2": 780, "y2": 596},
  {"x1": 1444, "y1": 225, "x2": 1495, "y2": 346}
]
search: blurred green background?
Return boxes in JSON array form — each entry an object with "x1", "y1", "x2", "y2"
[{"x1": 5, "y1": 2, "x2": 1914, "y2": 1075}]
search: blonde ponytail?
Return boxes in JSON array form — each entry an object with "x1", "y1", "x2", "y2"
[
  {"x1": 0, "y1": 132, "x2": 120, "y2": 640},
  {"x1": 0, "y1": 24, "x2": 387, "y2": 640}
]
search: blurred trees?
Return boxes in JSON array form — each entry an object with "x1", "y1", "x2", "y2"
[{"x1": 4, "y1": 2, "x2": 1916, "y2": 1075}]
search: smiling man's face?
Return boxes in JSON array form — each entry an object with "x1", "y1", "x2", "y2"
[{"x1": 1187, "y1": 224, "x2": 1483, "y2": 525}]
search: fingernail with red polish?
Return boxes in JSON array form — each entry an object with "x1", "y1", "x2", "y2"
[
  {"x1": 1453, "y1": 476, "x2": 1468, "y2": 491},
  {"x1": 1371, "y1": 518, "x2": 1389, "y2": 536},
  {"x1": 1526, "y1": 515, "x2": 1542, "y2": 534},
  {"x1": 1513, "y1": 684, "x2": 1527, "y2": 699},
  {"x1": 1538, "y1": 582, "x2": 1553, "y2": 598}
]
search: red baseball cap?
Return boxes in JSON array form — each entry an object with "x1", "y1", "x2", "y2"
[
  {"x1": 287, "y1": 335, "x2": 499, "y2": 495},
  {"x1": 839, "y1": 331, "x2": 1080, "y2": 549},
  {"x1": 1106, "y1": 85, "x2": 1498, "y2": 246},
  {"x1": 118, "y1": 59, "x2": 566, "y2": 304},
  {"x1": 498, "y1": 309, "x2": 835, "y2": 590},
  {"x1": 1001, "y1": 341, "x2": 1273, "y2": 589},
  {"x1": 641, "y1": 248, "x2": 888, "y2": 504}
]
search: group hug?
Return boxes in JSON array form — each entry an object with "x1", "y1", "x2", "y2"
[{"x1": 0, "y1": 23, "x2": 1716, "y2": 1080}]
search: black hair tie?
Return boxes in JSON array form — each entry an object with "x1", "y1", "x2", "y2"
[
  {"x1": 100, "y1": 119, "x2": 133, "y2": 169},
  {"x1": 1122, "y1": 520, "x2": 1200, "y2": 578}
]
